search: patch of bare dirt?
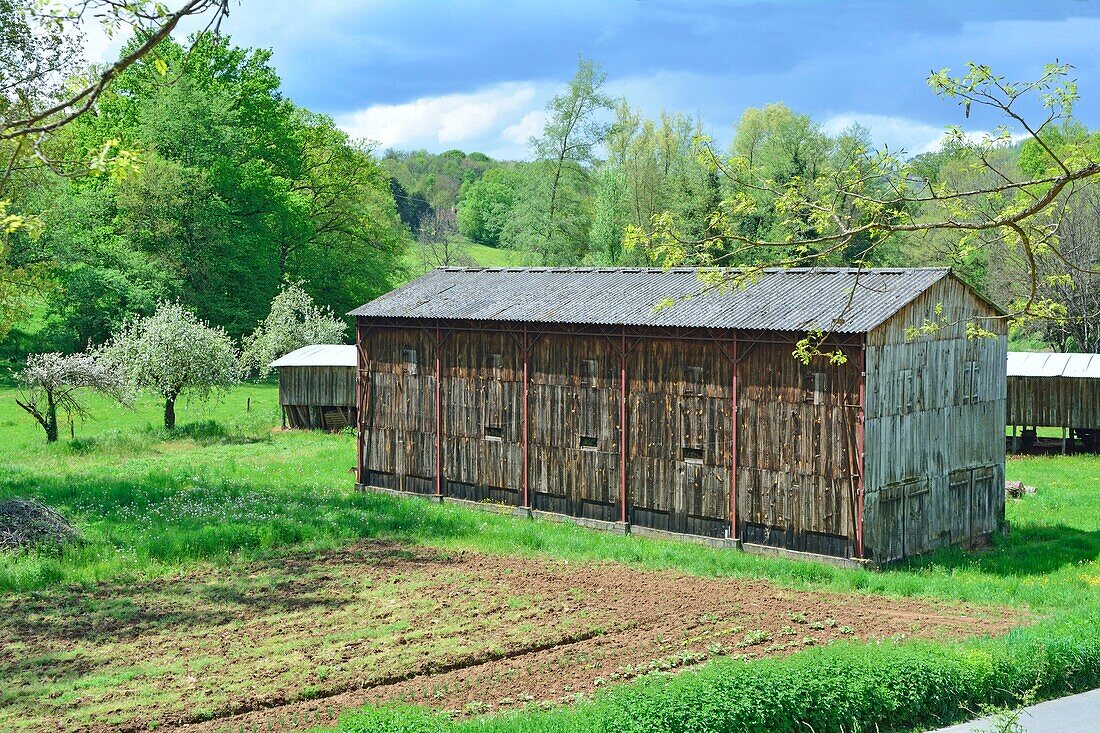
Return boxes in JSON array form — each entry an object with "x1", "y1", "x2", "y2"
[{"x1": 0, "y1": 541, "x2": 1019, "y2": 733}]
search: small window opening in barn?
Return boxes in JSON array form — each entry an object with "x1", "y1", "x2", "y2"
[
  {"x1": 485, "y1": 425, "x2": 503, "y2": 441},
  {"x1": 579, "y1": 435, "x2": 598, "y2": 449},
  {"x1": 802, "y1": 371, "x2": 824, "y2": 405},
  {"x1": 682, "y1": 446, "x2": 704, "y2": 462},
  {"x1": 487, "y1": 353, "x2": 503, "y2": 369},
  {"x1": 684, "y1": 366, "x2": 704, "y2": 395},
  {"x1": 580, "y1": 359, "x2": 598, "y2": 387},
  {"x1": 402, "y1": 348, "x2": 418, "y2": 375}
]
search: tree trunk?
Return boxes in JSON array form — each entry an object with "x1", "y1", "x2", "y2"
[
  {"x1": 45, "y1": 394, "x2": 58, "y2": 443},
  {"x1": 164, "y1": 396, "x2": 176, "y2": 430}
]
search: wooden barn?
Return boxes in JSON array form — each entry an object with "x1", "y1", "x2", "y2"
[
  {"x1": 351, "y1": 267, "x2": 1007, "y2": 564},
  {"x1": 1007, "y1": 352, "x2": 1100, "y2": 453},
  {"x1": 270, "y1": 344, "x2": 357, "y2": 430}
]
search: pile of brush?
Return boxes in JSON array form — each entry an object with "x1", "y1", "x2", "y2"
[{"x1": 0, "y1": 498, "x2": 83, "y2": 552}]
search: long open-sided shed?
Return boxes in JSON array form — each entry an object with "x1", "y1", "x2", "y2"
[
  {"x1": 351, "y1": 267, "x2": 1007, "y2": 564},
  {"x1": 270, "y1": 344, "x2": 356, "y2": 430},
  {"x1": 1007, "y1": 351, "x2": 1100, "y2": 453}
]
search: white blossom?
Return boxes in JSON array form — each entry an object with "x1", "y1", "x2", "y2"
[
  {"x1": 240, "y1": 281, "x2": 346, "y2": 378},
  {"x1": 101, "y1": 301, "x2": 239, "y2": 427},
  {"x1": 15, "y1": 351, "x2": 132, "y2": 442}
]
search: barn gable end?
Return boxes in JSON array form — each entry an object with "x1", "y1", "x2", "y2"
[{"x1": 863, "y1": 275, "x2": 1007, "y2": 562}]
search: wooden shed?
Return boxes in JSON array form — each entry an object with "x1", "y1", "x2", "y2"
[
  {"x1": 270, "y1": 344, "x2": 356, "y2": 430},
  {"x1": 1006, "y1": 352, "x2": 1100, "y2": 453},
  {"x1": 351, "y1": 267, "x2": 1007, "y2": 564}
]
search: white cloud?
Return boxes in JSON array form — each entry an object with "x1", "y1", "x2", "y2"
[
  {"x1": 335, "y1": 82, "x2": 555, "y2": 153},
  {"x1": 821, "y1": 113, "x2": 1027, "y2": 156},
  {"x1": 501, "y1": 110, "x2": 545, "y2": 145}
]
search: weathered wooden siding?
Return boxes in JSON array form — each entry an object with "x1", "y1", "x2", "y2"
[
  {"x1": 529, "y1": 333, "x2": 621, "y2": 519},
  {"x1": 444, "y1": 330, "x2": 524, "y2": 504},
  {"x1": 627, "y1": 338, "x2": 732, "y2": 538},
  {"x1": 1007, "y1": 376, "x2": 1100, "y2": 429},
  {"x1": 736, "y1": 343, "x2": 860, "y2": 557},
  {"x1": 278, "y1": 366, "x2": 356, "y2": 429},
  {"x1": 359, "y1": 327, "x2": 438, "y2": 494},
  {"x1": 278, "y1": 366, "x2": 356, "y2": 407},
  {"x1": 863, "y1": 278, "x2": 1006, "y2": 563}
]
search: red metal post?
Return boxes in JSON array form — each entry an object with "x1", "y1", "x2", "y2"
[
  {"x1": 522, "y1": 324, "x2": 530, "y2": 508},
  {"x1": 619, "y1": 328, "x2": 628, "y2": 524},
  {"x1": 355, "y1": 319, "x2": 365, "y2": 485},
  {"x1": 856, "y1": 343, "x2": 866, "y2": 558},
  {"x1": 435, "y1": 326, "x2": 443, "y2": 498},
  {"x1": 730, "y1": 333, "x2": 739, "y2": 540}
]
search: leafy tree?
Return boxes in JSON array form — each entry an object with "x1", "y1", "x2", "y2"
[
  {"x1": 630, "y1": 63, "x2": 1100, "y2": 358},
  {"x1": 523, "y1": 57, "x2": 614, "y2": 264},
  {"x1": 240, "y1": 282, "x2": 347, "y2": 378},
  {"x1": 456, "y1": 167, "x2": 522, "y2": 246},
  {"x1": 382, "y1": 148, "x2": 498, "y2": 222},
  {"x1": 10, "y1": 34, "x2": 408, "y2": 348},
  {"x1": 14, "y1": 351, "x2": 131, "y2": 442},
  {"x1": 389, "y1": 177, "x2": 433, "y2": 232},
  {"x1": 0, "y1": 1, "x2": 229, "y2": 332},
  {"x1": 101, "y1": 301, "x2": 238, "y2": 429}
]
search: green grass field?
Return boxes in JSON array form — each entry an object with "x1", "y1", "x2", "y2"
[
  {"x1": 0, "y1": 383, "x2": 1098, "y2": 732},
  {"x1": 402, "y1": 238, "x2": 527, "y2": 279}
]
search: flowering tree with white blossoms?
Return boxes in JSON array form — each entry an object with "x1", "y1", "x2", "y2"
[
  {"x1": 15, "y1": 352, "x2": 132, "y2": 442},
  {"x1": 101, "y1": 301, "x2": 239, "y2": 429},
  {"x1": 240, "y1": 281, "x2": 346, "y2": 378}
]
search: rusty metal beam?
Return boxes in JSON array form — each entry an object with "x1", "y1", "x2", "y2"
[
  {"x1": 856, "y1": 343, "x2": 866, "y2": 559},
  {"x1": 619, "y1": 326, "x2": 628, "y2": 524},
  {"x1": 522, "y1": 324, "x2": 530, "y2": 508},
  {"x1": 730, "y1": 332, "x2": 739, "y2": 541},
  {"x1": 435, "y1": 325, "x2": 443, "y2": 498}
]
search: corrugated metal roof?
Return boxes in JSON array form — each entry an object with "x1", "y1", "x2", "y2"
[
  {"x1": 269, "y1": 344, "x2": 356, "y2": 368},
  {"x1": 349, "y1": 267, "x2": 958, "y2": 333},
  {"x1": 1007, "y1": 351, "x2": 1100, "y2": 379}
]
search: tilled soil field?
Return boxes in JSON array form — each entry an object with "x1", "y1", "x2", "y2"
[{"x1": 1, "y1": 541, "x2": 1018, "y2": 733}]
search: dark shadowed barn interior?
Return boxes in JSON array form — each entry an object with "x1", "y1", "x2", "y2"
[
  {"x1": 271, "y1": 344, "x2": 357, "y2": 430},
  {"x1": 1007, "y1": 352, "x2": 1100, "y2": 454},
  {"x1": 351, "y1": 267, "x2": 1007, "y2": 563}
]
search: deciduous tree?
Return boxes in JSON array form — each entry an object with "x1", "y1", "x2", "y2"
[
  {"x1": 240, "y1": 282, "x2": 346, "y2": 378},
  {"x1": 14, "y1": 351, "x2": 131, "y2": 442},
  {"x1": 630, "y1": 63, "x2": 1100, "y2": 358},
  {"x1": 101, "y1": 301, "x2": 238, "y2": 429}
]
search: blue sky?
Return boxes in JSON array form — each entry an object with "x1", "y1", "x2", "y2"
[{"x1": 91, "y1": 1, "x2": 1100, "y2": 159}]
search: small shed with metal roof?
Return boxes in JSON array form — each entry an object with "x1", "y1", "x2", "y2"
[
  {"x1": 351, "y1": 267, "x2": 1007, "y2": 564},
  {"x1": 1007, "y1": 351, "x2": 1100, "y2": 453},
  {"x1": 269, "y1": 344, "x2": 357, "y2": 430}
]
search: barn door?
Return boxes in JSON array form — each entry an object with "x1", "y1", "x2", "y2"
[
  {"x1": 948, "y1": 469, "x2": 972, "y2": 545},
  {"x1": 948, "y1": 466, "x2": 996, "y2": 547},
  {"x1": 877, "y1": 478, "x2": 930, "y2": 563},
  {"x1": 903, "y1": 480, "x2": 931, "y2": 556},
  {"x1": 971, "y1": 466, "x2": 996, "y2": 544},
  {"x1": 877, "y1": 484, "x2": 905, "y2": 563}
]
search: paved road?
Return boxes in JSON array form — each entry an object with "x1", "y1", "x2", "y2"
[{"x1": 928, "y1": 688, "x2": 1100, "y2": 732}]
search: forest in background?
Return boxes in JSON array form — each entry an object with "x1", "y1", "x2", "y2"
[{"x1": 4, "y1": 42, "x2": 1098, "y2": 360}]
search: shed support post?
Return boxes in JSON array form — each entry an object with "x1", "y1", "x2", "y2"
[
  {"x1": 522, "y1": 324, "x2": 530, "y2": 508},
  {"x1": 856, "y1": 344, "x2": 866, "y2": 559},
  {"x1": 355, "y1": 321, "x2": 370, "y2": 486},
  {"x1": 435, "y1": 325, "x2": 443, "y2": 498},
  {"x1": 730, "y1": 333, "x2": 738, "y2": 541},
  {"x1": 619, "y1": 327, "x2": 628, "y2": 524}
]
